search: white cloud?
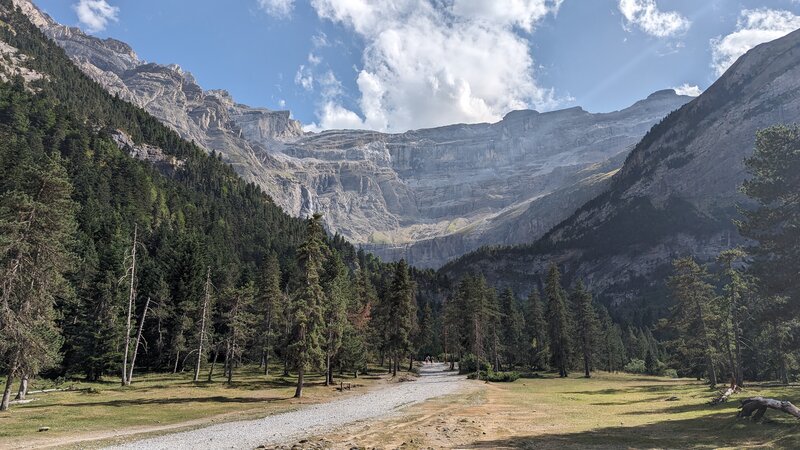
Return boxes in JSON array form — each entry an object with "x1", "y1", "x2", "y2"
[
  {"x1": 294, "y1": 65, "x2": 314, "y2": 91},
  {"x1": 711, "y1": 9, "x2": 800, "y2": 76},
  {"x1": 72, "y1": 0, "x2": 119, "y2": 33},
  {"x1": 258, "y1": 0, "x2": 294, "y2": 18},
  {"x1": 307, "y1": 0, "x2": 562, "y2": 132},
  {"x1": 308, "y1": 53, "x2": 322, "y2": 65},
  {"x1": 618, "y1": 0, "x2": 690, "y2": 38},
  {"x1": 672, "y1": 83, "x2": 702, "y2": 97}
]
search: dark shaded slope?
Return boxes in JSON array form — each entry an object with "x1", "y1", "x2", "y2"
[{"x1": 442, "y1": 29, "x2": 800, "y2": 324}]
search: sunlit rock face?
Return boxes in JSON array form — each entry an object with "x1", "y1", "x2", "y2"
[
  {"x1": 16, "y1": 0, "x2": 691, "y2": 268},
  {"x1": 443, "y1": 29, "x2": 800, "y2": 310}
]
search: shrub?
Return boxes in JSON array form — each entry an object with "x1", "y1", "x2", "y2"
[
  {"x1": 661, "y1": 368, "x2": 679, "y2": 378},
  {"x1": 467, "y1": 370, "x2": 520, "y2": 382},
  {"x1": 623, "y1": 359, "x2": 647, "y2": 374},
  {"x1": 459, "y1": 354, "x2": 491, "y2": 374}
]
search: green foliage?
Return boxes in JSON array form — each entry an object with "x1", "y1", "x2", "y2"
[
  {"x1": 623, "y1": 359, "x2": 646, "y2": 374},
  {"x1": 458, "y1": 354, "x2": 491, "y2": 374},
  {"x1": 545, "y1": 264, "x2": 571, "y2": 377},
  {"x1": 467, "y1": 370, "x2": 520, "y2": 382}
]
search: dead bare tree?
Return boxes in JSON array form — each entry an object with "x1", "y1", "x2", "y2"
[
  {"x1": 127, "y1": 296, "x2": 151, "y2": 384},
  {"x1": 193, "y1": 267, "x2": 211, "y2": 382},
  {"x1": 121, "y1": 224, "x2": 138, "y2": 387}
]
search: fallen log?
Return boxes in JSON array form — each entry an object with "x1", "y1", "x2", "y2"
[
  {"x1": 738, "y1": 397, "x2": 800, "y2": 421},
  {"x1": 710, "y1": 384, "x2": 739, "y2": 405}
]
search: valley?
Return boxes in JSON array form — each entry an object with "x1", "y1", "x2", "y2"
[{"x1": 1, "y1": 1, "x2": 799, "y2": 449}]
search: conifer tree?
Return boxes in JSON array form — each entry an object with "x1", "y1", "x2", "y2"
[
  {"x1": 386, "y1": 260, "x2": 416, "y2": 376},
  {"x1": 524, "y1": 289, "x2": 549, "y2": 370},
  {"x1": 597, "y1": 307, "x2": 626, "y2": 372},
  {"x1": 255, "y1": 251, "x2": 282, "y2": 376},
  {"x1": 289, "y1": 214, "x2": 326, "y2": 397},
  {"x1": 545, "y1": 264, "x2": 571, "y2": 378},
  {"x1": 571, "y1": 281, "x2": 598, "y2": 378},
  {"x1": 0, "y1": 154, "x2": 76, "y2": 411},
  {"x1": 322, "y1": 253, "x2": 350, "y2": 385},
  {"x1": 668, "y1": 257, "x2": 719, "y2": 387},
  {"x1": 499, "y1": 288, "x2": 524, "y2": 370},
  {"x1": 415, "y1": 299, "x2": 435, "y2": 360}
]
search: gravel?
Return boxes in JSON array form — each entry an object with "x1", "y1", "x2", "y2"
[{"x1": 107, "y1": 363, "x2": 466, "y2": 450}]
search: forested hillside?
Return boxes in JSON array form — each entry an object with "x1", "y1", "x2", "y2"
[{"x1": 0, "y1": 0, "x2": 446, "y2": 410}]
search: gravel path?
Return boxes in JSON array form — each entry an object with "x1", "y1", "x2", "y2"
[{"x1": 108, "y1": 363, "x2": 467, "y2": 450}]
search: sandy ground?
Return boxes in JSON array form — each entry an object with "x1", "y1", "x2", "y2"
[{"x1": 105, "y1": 364, "x2": 468, "y2": 450}]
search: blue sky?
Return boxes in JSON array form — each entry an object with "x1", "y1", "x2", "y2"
[{"x1": 34, "y1": 0, "x2": 800, "y2": 132}]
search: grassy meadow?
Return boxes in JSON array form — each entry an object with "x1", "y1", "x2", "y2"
[
  {"x1": 0, "y1": 365, "x2": 387, "y2": 449},
  {"x1": 317, "y1": 372, "x2": 800, "y2": 449}
]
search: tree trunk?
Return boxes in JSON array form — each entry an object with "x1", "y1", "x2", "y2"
[
  {"x1": 207, "y1": 347, "x2": 219, "y2": 382},
  {"x1": 173, "y1": 350, "x2": 180, "y2": 374},
  {"x1": 194, "y1": 267, "x2": 211, "y2": 382},
  {"x1": 325, "y1": 349, "x2": 331, "y2": 386},
  {"x1": 584, "y1": 350, "x2": 591, "y2": 378},
  {"x1": 294, "y1": 367, "x2": 304, "y2": 398},
  {"x1": 392, "y1": 354, "x2": 397, "y2": 377},
  {"x1": 695, "y1": 297, "x2": 716, "y2": 388},
  {"x1": 15, "y1": 374, "x2": 28, "y2": 401},
  {"x1": 224, "y1": 339, "x2": 232, "y2": 384},
  {"x1": 408, "y1": 355, "x2": 413, "y2": 372},
  {"x1": 738, "y1": 397, "x2": 800, "y2": 420},
  {"x1": 122, "y1": 224, "x2": 138, "y2": 387},
  {"x1": 127, "y1": 296, "x2": 150, "y2": 384},
  {"x1": 1, "y1": 358, "x2": 17, "y2": 411}
]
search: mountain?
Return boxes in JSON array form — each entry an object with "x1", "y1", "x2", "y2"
[
  {"x1": 15, "y1": 0, "x2": 691, "y2": 268},
  {"x1": 443, "y1": 28, "x2": 800, "y2": 323}
]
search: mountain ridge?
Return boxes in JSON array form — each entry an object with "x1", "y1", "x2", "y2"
[
  {"x1": 15, "y1": 0, "x2": 692, "y2": 268},
  {"x1": 442, "y1": 27, "x2": 800, "y2": 322}
]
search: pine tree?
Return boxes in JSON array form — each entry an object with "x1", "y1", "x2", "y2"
[
  {"x1": 255, "y1": 251, "x2": 282, "y2": 376},
  {"x1": 668, "y1": 257, "x2": 719, "y2": 387},
  {"x1": 597, "y1": 307, "x2": 626, "y2": 372},
  {"x1": 322, "y1": 253, "x2": 350, "y2": 385},
  {"x1": 0, "y1": 154, "x2": 76, "y2": 411},
  {"x1": 415, "y1": 299, "x2": 435, "y2": 360},
  {"x1": 545, "y1": 264, "x2": 571, "y2": 378},
  {"x1": 524, "y1": 289, "x2": 549, "y2": 370},
  {"x1": 499, "y1": 288, "x2": 524, "y2": 370},
  {"x1": 289, "y1": 214, "x2": 326, "y2": 398},
  {"x1": 386, "y1": 260, "x2": 416, "y2": 376},
  {"x1": 221, "y1": 282, "x2": 255, "y2": 384},
  {"x1": 571, "y1": 281, "x2": 598, "y2": 378}
]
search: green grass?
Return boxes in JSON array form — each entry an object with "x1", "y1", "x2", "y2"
[
  {"x1": 477, "y1": 372, "x2": 800, "y2": 449},
  {"x1": 0, "y1": 364, "x2": 385, "y2": 448}
]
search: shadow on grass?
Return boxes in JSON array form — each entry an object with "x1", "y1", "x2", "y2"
[
  {"x1": 464, "y1": 412, "x2": 800, "y2": 449},
  {"x1": 23, "y1": 395, "x2": 287, "y2": 409},
  {"x1": 566, "y1": 383, "x2": 706, "y2": 396}
]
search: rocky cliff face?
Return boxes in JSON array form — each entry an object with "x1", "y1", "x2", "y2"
[
  {"x1": 443, "y1": 29, "x2": 800, "y2": 319},
  {"x1": 16, "y1": 0, "x2": 691, "y2": 268}
]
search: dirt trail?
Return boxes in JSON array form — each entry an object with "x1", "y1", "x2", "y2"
[{"x1": 107, "y1": 363, "x2": 468, "y2": 450}]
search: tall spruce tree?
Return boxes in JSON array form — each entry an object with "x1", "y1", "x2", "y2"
[
  {"x1": 289, "y1": 213, "x2": 326, "y2": 397},
  {"x1": 255, "y1": 251, "x2": 282, "y2": 376},
  {"x1": 499, "y1": 288, "x2": 525, "y2": 370},
  {"x1": 386, "y1": 260, "x2": 416, "y2": 376},
  {"x1": 322, "y1": 253, "x2": 350, "y2": 385},
  {"x1": 571, "y1": 281, "x2": 598, "y2": 378},
  {"x1": 668, "y1": 257, "x2": 719, "y2": 387},
  {"x1": 524, "y1": 289, "x2": 549, "y2": 370},
  {"x1": 545, "y1": 264, "x2": 571, "y2": 378}
]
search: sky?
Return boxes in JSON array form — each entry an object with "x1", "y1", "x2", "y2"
[{"x1": 33, "y1": 0, "x2": 800, "y2": 133}]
